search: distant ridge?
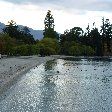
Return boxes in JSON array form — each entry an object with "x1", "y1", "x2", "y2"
[
  {"x1": 0, "y1": 22, "x2": 43, "y2": 40},
  {"x1": 0, "y1": 22, "x2": 5, "y2": 32},
  {"x1": 29, "y1": 29, "x2": 43, "y2": 40}
]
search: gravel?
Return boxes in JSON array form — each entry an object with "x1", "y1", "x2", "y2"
[{"x1": 0, "y1": 56, "x2": 56, "y2": 94}]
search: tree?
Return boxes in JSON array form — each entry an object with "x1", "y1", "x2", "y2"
[
  {"x1": 22, "y1": 26, "x2": 30, "y2": 34},
  {"x1": 3, "y1": 20, "x2": 19, "y2": 38},
  {"x1": 43, "y1": 10, "x2": 59, "y2": 39},
  {"x1": 69, "y1": 27, "x2": 83, "y2": 42},
  {"x1": 89, "y1": 27, "x2": 102, "y2": 55},
  {"x1": 38, "y1": 38, "x2": 60, "y2": 56},
  {"x1": 3, "y1": 20, "x2": 35, "y2": 44},
  {"x1": 20, "y1": 26, "x2": 36, "y2": 44},
  {"x1": 60, "y1": 41, "x2": 94, "y2": 56},
  {"x1": 44, "y1": 10, "x2": 54, "y2": 29},
  {"x1": 59, "y1": 25, "x2": 96, "y2": 56},
  {"x1": 101, "y1": 18, "x2": 112, "y2": 52},
  {"x1": 81, "y1": 24, "x2": 91, "y2": 46},
  {"x1": 60, "y1": 27, "x2": 83, "y2": 45},
  {"x1": 0, "y1": 33, "x2": 16, "y2": 55}
]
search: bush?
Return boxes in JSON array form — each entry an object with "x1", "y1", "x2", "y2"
[
  {"x1": 13, "y1": 44, "x2": 39, "y2": 56},
  {"x1": 0, "y1": 33, "x2": 16, "y2": 55},
  {"x1": 38, "y1": 38, "x2": 60, "y2": 56},
  {"x1": 61, "y1": 41, "x2": 95, "y2": 56}
]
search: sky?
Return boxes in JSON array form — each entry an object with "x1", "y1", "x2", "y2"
[{"x1": 0, "y1": 0, "x2": 112, "y2": 33}]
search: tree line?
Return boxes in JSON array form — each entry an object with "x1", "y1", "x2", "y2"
[{"x1": 0, "y1": 10, "x2": 112, "y2": 56}]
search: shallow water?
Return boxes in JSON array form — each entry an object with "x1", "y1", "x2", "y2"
[{"x1": 0, "y1": 57, "x2": 112, "y2": 112}]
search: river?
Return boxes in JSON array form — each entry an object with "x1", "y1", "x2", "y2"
[{"x1": 0, "y1": 57, "x2": 112, "y2": 112}]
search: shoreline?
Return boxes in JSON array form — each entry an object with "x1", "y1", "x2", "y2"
[
  {"x1": 0, "y1": 56, "x2": 57, "y2": 95},
  {"x1": 0, "y1": 55, "x2": 111, "y2": 96}
]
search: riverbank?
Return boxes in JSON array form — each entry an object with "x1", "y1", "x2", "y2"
[
  {"x1": 1, "y1": 55, "x2": 111, "y2": 95},
  {"x1": 0, "y1": 56, "x2": 57, "y2": 95}
]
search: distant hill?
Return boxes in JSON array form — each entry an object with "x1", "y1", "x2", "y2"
[
  {"x1": 29, "y1": 29, "x2": 43, "y2": 40},
  {"x1": 0, "y1": 22, "x2": 43, "y2": 40},
  {"x1": 0, "y1": 22, "x2": 5, "y2": 32}
]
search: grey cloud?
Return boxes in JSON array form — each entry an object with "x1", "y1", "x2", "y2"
[
  {"x1": 3, "y1": 0, "x2": 60, "y2": 4},
  {"x1": 3, "y1": 0, "x2": 112, "y2": 12},
  {"x1": 58, "y1": 0, "x2": 112, "y2": 12}
]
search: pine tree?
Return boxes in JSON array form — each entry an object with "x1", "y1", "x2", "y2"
[
  {"x1": 43, "y1": 10, "x2": 59, "y2": 39},
  {"x1": 3, "y1": 20, "x2": 19, "y2": 38},
  {"x1": 101, "y1": 18, "x2": 112, "y2": 52},
  {"x1": 44, "y1": 10, "x2": 54, "y2": 30}
]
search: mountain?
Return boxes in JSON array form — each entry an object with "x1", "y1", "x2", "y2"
[
  {"x1": 0, "y1": 22, "x2": 43, "y2": 40},
  {"x1": 29, "y1": 29, "x2": 43, "y2": 40},
  {"x1": 0, "y1": 22, "x2": 5, "y2": 32}
]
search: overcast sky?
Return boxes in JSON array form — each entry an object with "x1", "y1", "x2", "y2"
[{"x1": 0, "y1": 0, "x2": 112, "y2": 33}]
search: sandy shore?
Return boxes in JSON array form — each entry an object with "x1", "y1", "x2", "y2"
[{"x1": 0, "y1": 56, "x2": 57, "y2": 95}]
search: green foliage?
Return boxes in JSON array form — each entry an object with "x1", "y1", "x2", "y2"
[
  {"x1": 43, "y1": 28, "x2": 59, "y2": 39},
  {"x1": 60, "y1": 27, "x2": 83, "y2": 44},
  {"x1": 13, "y1": 45, "x2": 28, "y2": 56},
  {"x1": 60, "y1": 41, "x2": 95, "y2": 56},
  {"x1": 44, "y1": 10, "x2": 54, "y2": 29},
  {"x1": 101, "y1": 18, "x2": 112, "y2": 52},
  {"x1": 81, "y1": 24, "x2": 91, "y2": 46},
  {"x1": 3, "y1": 20, "x2": 35, "y2": 44},
  {"x1": 60, "y1": 19, "x2": 112, "y2": 56},
  {"x1": 81, "y1": 45, "x2": 95, "y2": 56},
  {"x1": 0, "y1": 33, "x2": 16, "y2": 55},
  {"x1": 3, "y1": 20, "x2": 18, "y2": 38},
  {"x1": 68, "y1": 46, "x2": 82, "y2": 56},
  {"x1": 44, "y1": 10, "x2": 59, "y2": 39},
  {"x1": 13, "y1": 44, "x2": 39, "y2": 56},
  {"x1": 32, "y1": 45, "x2": 40, "y2": 55},
  {"x1": 1, "y1": 14, "x2": 112, "y2": 56},
  {"x1": 89, "y1": 28, "x2": 102, "y2": 55},
  {"x1": 38, "y1": 38, "x2": 60, "y2": 56},
  {"x1": 20, "y1": 26, "x2": 36, "y2": 44}
]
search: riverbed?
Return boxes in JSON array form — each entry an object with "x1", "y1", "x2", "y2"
[{"x1": 0, "y1": 57, "x2": 112, "y2": 112}]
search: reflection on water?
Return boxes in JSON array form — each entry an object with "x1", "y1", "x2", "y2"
[
  {"x1": 0, "y1": 57, "x2": 112, "y2": 112},
  {"x1": 44, "y1": 60, "x2": 57, "y2": 71}
]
